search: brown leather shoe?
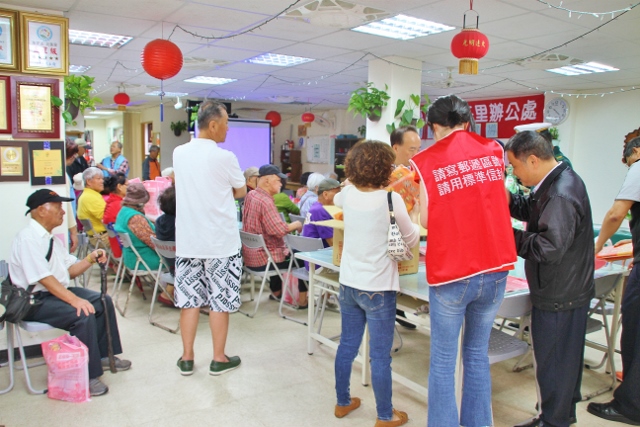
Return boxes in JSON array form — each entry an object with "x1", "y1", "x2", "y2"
[
  {"x1": 374, "y1": 408, "x2": 409, "y2": 427},
  {"x1": 335, "y1": 397, "x2": 361, "y2": 418}
]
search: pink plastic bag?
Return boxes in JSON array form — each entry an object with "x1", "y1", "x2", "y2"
[
  {"x1": 143, "y1": 179, "x2": 172, "y2": 217},
  {"x1": 41, "y1": 334, "x2": 90, "y2": 403},
  {"x1": 282, "y1": 273, "x2": 299, "y2": 305}
]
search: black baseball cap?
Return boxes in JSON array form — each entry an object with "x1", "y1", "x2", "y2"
[
  {"x1": 25, "y1": 189, "x2": 73, "y2": 215},
  {"x1": 258, "y1": 164, "x2": 287, "y2": 179}
]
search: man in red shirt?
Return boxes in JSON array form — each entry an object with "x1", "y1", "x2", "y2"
[{"x1": 242, "y1": 165, "x2": 305, "y2": 304}]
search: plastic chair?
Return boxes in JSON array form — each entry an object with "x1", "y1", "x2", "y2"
[
  {"x1": 488, "y1": 292, "x2": 532, "y2": 365},
  {"x1": 79, "y1": 219, "x2": 109, "y2": 287},
  {"x1": 239, "y1": 231, "x2": 286, "y2": 318},
  {"x1": 113, "y1": 232, "x2": 157, "y2": 317},
  {"x1": 149, "y1": 237, "x2": 179, "y2": 334},
  {"x1": 280, "y1": 234, "x2": 324, "y2": 325},
  {"x1": 583, "y1": 272, "x2": 625, "y2": 400}
]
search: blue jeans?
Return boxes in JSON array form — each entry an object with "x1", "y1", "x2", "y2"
[
  {"x1": 428, "y1": 271, "x2": 507, "y2": 427},
  {"x1": 335, "y1": 285, "x2": 397, "y2": 420}
]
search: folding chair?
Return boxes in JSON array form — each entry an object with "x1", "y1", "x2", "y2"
[
  {"x1": 488, "y1": 292, "x2": 532, "y2": 366},
  {"x1": 279, "y1": 234, "x2": 324, "y2": 325},
  {"x1": 239, "y1": 231, "x2": 286, "y2": 318},
  {"x1": 149, "y1": 237, "x2": 179, "y2": 333},
  {"x1": 79, "y1": 219, "x2": 109, "y2": 287},
  {"x1": 583, "y1": 272, "x2": 625, "y2": 400},
  {"x1": 1, "y1": 320, "x2": 53, "y2": 394},
  {"x1": 113, "y1": 232, "x2": 157, "y2": 317},
  {"x1": 105, "y1": 225, "x2": 124, "y2": 296},
  {"x1": 289, "y1": 214, "x2": 305, "y2": 225},
  {"x1": 74, "y1": 233, "x2": 90, "y2": 287}
]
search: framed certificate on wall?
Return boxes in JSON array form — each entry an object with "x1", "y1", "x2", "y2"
[
  {"x1": 11, "y1": 76, "x2": 60, "y2": 139},
  {"x1": 0, "y1": 9, "x2": 19, "y2": 71},
  {"x1": 28, "y1": 140, "x2": 65, "y2": 186},
  {"x1": 0, "y1": 141, "x2": 28, "y2": 182},
  {"x1": 0, "y1": 75, "x2": 11, "y2": 134},
  {"x1": 19, "y1": 12, "x2": 68, "y2": 76}
]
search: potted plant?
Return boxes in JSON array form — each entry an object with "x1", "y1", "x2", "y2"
[
  {"x1": 348, "y1": 82, "x2": 390, "y2": 122},
  {"x1": 386, "y1": 93, "x2": 431, "y2": 134},
  {"x1": 51, "y1": 75, "x2": 102, "y2": 126},
  {"x1": 171, "y1": 120, "x2": 188, "y2": 136}
]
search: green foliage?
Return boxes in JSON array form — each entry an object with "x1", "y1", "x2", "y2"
[
  {"x1": 386, "y1": 93, "x2": 431, "y2": 134},
  {"x1": 548, "y1": 127, "x2": 559, "y2": 140},
  {"x1": 347, "y1": 82, "x2": 390, "y2": 120},
  {"x1": 170, "y1": 120, "x2": 188, "y2": 132},
  {"x1": 189, "y1": 103, "x2": 199, "y2": 129},
  {"x1": 357, "y1": 125, "x2": 366, "y2": 137},
  {"x1": 51, "y1": 75, "x2": 102, "y2": 126}
]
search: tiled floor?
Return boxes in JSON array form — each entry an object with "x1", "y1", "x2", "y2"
[{"x1": 0, "y1": 271, "x2": 623, "y2": 426}]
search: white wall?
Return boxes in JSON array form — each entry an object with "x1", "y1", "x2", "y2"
[{"x1": 563, "y1": 90, "x2": 640, "y2": 222}]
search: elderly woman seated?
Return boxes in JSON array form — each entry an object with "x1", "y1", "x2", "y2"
[
  {"x1": 114, "y1": 183, "x2": 160, "y2": 271},
  {"x1": 77, "y1": 166, "x2": 109, "y2": 246}
]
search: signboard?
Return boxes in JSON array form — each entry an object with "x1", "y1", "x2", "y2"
[{"x1": 467, "y1": 94, "x2": 545, "y2": 139}]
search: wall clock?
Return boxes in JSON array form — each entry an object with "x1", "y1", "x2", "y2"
[{"x1": 544, "y1": 98, "x2": 569, "y2": 125}]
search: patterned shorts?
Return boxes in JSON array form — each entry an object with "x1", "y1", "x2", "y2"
[{"x1": 174, "y1": 252, "x2": 243, "y2": 312}]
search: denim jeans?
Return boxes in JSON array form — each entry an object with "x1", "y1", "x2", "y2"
[
  {"x1": 335, "y1": 285, "x2": 397, "y2": 420},
  {"x1": 428, "y1": 271, "x2": 507, "y2": 427}
]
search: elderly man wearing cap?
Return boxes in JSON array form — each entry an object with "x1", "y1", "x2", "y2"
[
  {"x1": 66, "y1": 138, "x2": 90, "y2": 178},
  {"x1": 514, "y1": 123, "x2": 573, "y2": 169},
  {"x1": 173, "y1": 100, "x2": 247, "y2": 377},
  {"x1": 242, "y1": 164, "x2": 306, "y2": 305},
  {"x1": 9, "y1": 189, "x2": 131, "y2": 397},
  {"x1": 302, "y1": 178, "x2": 341, "y2": 247}
]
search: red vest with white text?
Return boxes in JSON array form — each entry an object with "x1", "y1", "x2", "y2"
[{"x1": 411, "y1": 130, "x2": 516, "y2": 285}]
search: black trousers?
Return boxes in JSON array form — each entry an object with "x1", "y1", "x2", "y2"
[
  {"x1": 27, "y1": 287, "x2": 123, "y2": 379},
  {"x1": 250, "y1": 259, "x2": 306, "y2": 293},
  {"x1": 612, "y1": 264, "x2": 640, "y2": 422},
  {"x1": 531, "y1": 304, "x2": 589, "y2": 427}
]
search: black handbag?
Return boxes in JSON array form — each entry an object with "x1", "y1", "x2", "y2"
[{"x1": 0, "y1": 238, "x2": 53, "y2": 323}]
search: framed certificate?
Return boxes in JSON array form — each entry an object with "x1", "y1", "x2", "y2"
[
  {"x1": 28, "y1": 140, "x2": 65, "y2": 186},
  {"x1": 0, "y1": 141, "x2": 28, "y2": 182},
  {"x1": 0, "y1": 75, "x2": 10, "y2": 134},
  {"x1": 19, "y1": 12, "x2": 68, "y2": 76},
  {"x1": 0, "y1": 9, "x2": 18, "y2": 71},
  {"x1": 11, "y1": 76, "x2": 60, "y2": 139}
]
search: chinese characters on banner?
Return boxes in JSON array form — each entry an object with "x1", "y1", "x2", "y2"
[
  {"x1": 467, "y1": 94, "x2": 544, "y2": 139},
  {"x1": 28, "y1": 22, "x2": 61, "y2": 69},
  {"x1": 432, "y1": 155, "x2": 503, "y2": 197}
]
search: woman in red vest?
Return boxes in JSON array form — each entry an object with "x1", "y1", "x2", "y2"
[{"x1": 411, "y1": 95, "x2": 517, "y2": 427}]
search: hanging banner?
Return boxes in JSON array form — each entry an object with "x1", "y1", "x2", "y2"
[{"x1": 467, "y1": 94, "x2": 544, "y2": 139}]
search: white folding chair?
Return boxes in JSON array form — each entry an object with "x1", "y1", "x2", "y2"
[
  {"x1": 289, "y1": 213, "x2": 305, "y2": 225},
  {"x1": 280, "y1": 234, "x2": 324, "y2": 325},
  {"x1": 114, "y1": 232, "x2": 157, "y2": 317},
  {"x1": 79, "y1": 219, "x2": 109, "y2": 287},
  {"x1": 583, "y1": 272, "x2": 625, "y2": 400},
  {"x1": 74, "y1": 233, "x2": 90, "y2": 287},
  {"x1": 105, "y1": 226, "x2": 124, "y2": 296},
  {"x1": 488, "y1": 292, "x2": 532, "y2": 366},
  {"x1": 149, "y1": 237, "x2": 179, "y2": 334},
  {"x1": 239, "y1": 231, "x2": 286, "y2": 318},
  {"x1": 1, "y1": 321, "x2": 53, "y2": 394}
]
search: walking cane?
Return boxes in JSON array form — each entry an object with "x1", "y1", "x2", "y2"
[{"x1": 98, "y1": 255, "x2": 117, "y2": 374}]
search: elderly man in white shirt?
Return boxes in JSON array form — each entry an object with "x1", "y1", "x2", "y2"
[{"x1": 9, "y1": 189, "x2": 131, "y2": 397}]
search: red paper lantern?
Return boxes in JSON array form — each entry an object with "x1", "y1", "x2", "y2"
[
  {"x1": 141, "y1": 39, "x2": 183, "y2": 80},
  {"x1": 114, "y1": 92, "x2": 130, "y2": 111},
  {"x1": 301, "y1": 112, "x2": 315, "y2": 123},
  {"x1": 265, "y1": 111, "x2": 281, "y2": 127},
  {"x1": 451, "y1": 28, "x2": 489, "y2": 75}
]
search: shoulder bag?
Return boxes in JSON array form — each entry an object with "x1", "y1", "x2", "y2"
[{"x1": 387, "y1": 192, "x2": 414, "y2": 262}]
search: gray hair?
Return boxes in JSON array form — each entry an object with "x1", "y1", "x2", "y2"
[
  {"x1": 390, "y1": 126, "x2": 419, "y2": 147},
  {"x1": 112, "y1": 141, "x2": 123, "y2": 149},
  {"x1": 307, "y1": 172, "x2": 325, "y2": 193},
  {"x1": 623, "y1": 137, "x2": 640, "y2": 163},
  {"x1": 83, "y1": 166, "x2": 102, "y2": 184},
  {"x1": 161, "y1": 167, "x2": 174, "y2": 177},
  {"x1": 505, "y1": 131, "x2": 554, "y2": 162},
  {"x1": 197, "y1": 101, "x2": 226, "y2": 130},
  {"x1": 149, "y1": 144, "x2": 160, "y2": 153}
]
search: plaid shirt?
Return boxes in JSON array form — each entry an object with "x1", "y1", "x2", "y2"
[{"x1": 242, "y1": 187, "x2": 290, "y2": 267}]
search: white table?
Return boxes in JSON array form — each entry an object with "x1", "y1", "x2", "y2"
[{"x1": 295, "y1": 249, "x2": 628, "y2": 398}]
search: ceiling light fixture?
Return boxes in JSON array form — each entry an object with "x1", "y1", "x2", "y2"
[
  {"x1": 69, "y1": 29, "x2": 133, "y2": 48},
  {"x1": 183, "y1": 76, "x2": 237, "y2": 85},
  {"x1": 145, "y1": 91, "x2": 188, "y2": 97},
  {"x1": 351, "y1": 14, "x2": 455, "y2": 40},
  {"x1": 174, "y1": 96, "x2": 183, "y2": 109},
  {"x1": 245, "y1": 53, "x2": 314, "y2": 67},
  {"x1": 546, "y1": 61, "x2": 619, "y2": 76}
]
